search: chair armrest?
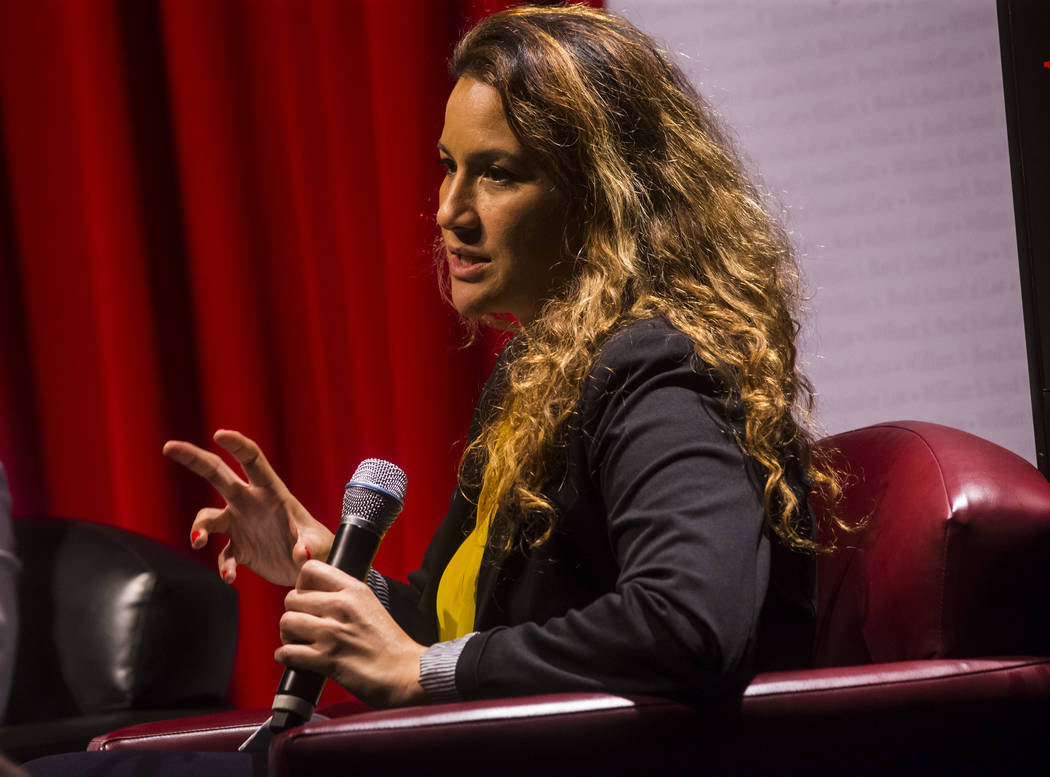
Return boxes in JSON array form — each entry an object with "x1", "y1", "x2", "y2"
[
  {"x1": 743, "y1": 655, "x2": 1050, "y2": 715},
  {"x1": 87, "y1": 699, "x2": 373, "y2": 753},
  {"x1": 87, "y1": 709, "x2": 271, "y2": 752},
  {"x1": 270, "y1": 693, "x2": 703, "y2": 777},
  {"x1": 737, "y1": 657, "x2": 1050, "y2": 775}
]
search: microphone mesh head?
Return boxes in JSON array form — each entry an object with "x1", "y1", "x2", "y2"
[
  {"x1": 351, "y1": 458, "x2": 407, "y2": 501},
  {"x1": 341, "y1": 458, "x2": 406, "y2": 534}
]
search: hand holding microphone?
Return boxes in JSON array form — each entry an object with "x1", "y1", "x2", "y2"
[
  {"x1": 271, "y1": 459, "x2": 425, "y2": 731},
  {"x1": 164, "y1": 434, "x2": 424, "y2": 732}
]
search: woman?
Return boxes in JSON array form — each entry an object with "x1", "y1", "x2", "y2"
[
  {"x1": 26, "y1": 7, "x2": 836, "y2": 772},
  {"x1": 163, "y1": 4, "x2": 836, "y2": 710}
]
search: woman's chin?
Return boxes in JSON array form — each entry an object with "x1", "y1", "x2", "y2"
[
  {"x1": 449, "y1": 283, "x2": 529, "y2": 325},
  {"x1": 450, "y1": 286, "x2": 492, "y2": 320}
]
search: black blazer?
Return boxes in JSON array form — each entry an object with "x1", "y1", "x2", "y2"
[{"x1": 385, "y1": 318, "x2": 814, "y2": 703}]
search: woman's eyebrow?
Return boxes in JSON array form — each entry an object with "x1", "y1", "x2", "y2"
[{"x1": 437, "y1": 141, "x2": 523, "y2": 165}]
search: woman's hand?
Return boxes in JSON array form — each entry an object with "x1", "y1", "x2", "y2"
[
  {"x1": 163, "y1": 429, "x2": 334, "y2": 587},
  {"x1": 276, "y1": 561, "x2": 427, "y2": 709}
]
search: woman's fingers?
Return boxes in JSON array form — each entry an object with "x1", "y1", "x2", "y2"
[
  {"x1": 276, "y1": 611, "x2": 342, "y2": 677},
  {"x1": 276, "y1": 581, "x2": 426, "y2": 708},
  {"x1": 285, "y1": 565, "x2": 381, "y2": 628},
  {"x1": 190, "y1": 506, "x2": 228, "y2": 548},
  {"x1": 284, "y1": 587, "x2": 348, "y2": 619},
  {"x1": 162, "y1": 439, "x2": 246, "y2": 501},
  {"x1": 278, "y1": 609, "x2": 326, "y2": 644},
  {"x1": 274, "y1": 641, "x2": 332, "y2": 676},
  {"x1": 163, "y1": 429, "x2": 323, "y2": 587},
  {"x1": 295, "y1": 559, "x2": 358, "y2": 593},
  {"x1": 217, "y1": 539, "x2": 238, "y2": 584},
  {"x1": 214, "y1": 429, "x2": 281, "y2": 490}
]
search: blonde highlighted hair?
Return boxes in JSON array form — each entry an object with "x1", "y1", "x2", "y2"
[{"x1": 445, "y1": 5, "x2": 842, "y2": 552}]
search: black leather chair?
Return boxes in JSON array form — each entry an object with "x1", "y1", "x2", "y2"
[{"x1": 0, "y1": 517, "x2": 238, "y2": 763}]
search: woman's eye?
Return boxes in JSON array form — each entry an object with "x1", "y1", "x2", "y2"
[
  {"x1": 438, "y1": 158, "x2": 455, "y2": 176},
  {"x1": 484, "y1": 166, "x2": 513, "y2": 184}
]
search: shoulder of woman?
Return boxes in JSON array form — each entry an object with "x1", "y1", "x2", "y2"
[
  {"x1": 583, "y1": 317, "x2": 723, "y2": 401},
  {"x1": 593, "y1": 316, "x2": 703, "y2": 374}
]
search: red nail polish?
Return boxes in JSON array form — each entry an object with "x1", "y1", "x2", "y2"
[
  {"x1": 305, "y1": 547, "x2": 311, "y2": 560},
  {"x1": 221, "y1": 570, "x2": 228, "y2": 581},
  {"x1": 191, "y1": 530, "x2": 202, "y2": 543}
]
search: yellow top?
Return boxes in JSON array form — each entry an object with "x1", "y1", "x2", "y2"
[
  {"x1": 435, "y1": 506, "x2": 492, "y2": 641},
  {"x1": 436, "y1": 419, "x2": 515, "y2": 641}
]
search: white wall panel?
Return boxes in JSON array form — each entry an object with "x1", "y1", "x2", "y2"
[{"x1": 607, "y1": 0, "x2": 1035, "y2": 462}]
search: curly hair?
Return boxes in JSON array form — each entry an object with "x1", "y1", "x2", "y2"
[{"x1": 444, "y1": 4, "x2": 843, "y2": 552}]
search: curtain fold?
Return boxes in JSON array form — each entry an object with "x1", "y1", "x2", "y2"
[{"x1": 0, "y1": 0, "x2": 598, "y2": 709}]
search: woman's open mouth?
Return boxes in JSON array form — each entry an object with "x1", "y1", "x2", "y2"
[{"x1": 448, "y1": 251, "x2": 492, "y2": 281}]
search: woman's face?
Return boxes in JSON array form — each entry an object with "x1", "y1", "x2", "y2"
[{"x1": 437, "y1": 77, "x2": 569, "y2": 324}]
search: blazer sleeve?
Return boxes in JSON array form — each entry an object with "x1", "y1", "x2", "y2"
[{"x1": 454, "y1": 323, "x2": 772, "y2": 702}]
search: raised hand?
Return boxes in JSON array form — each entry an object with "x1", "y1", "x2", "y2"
[
  {"x1": 276, "y1": 560, "x2": 426, "y2": 709},
  {"x1": 163, "y1": 429, "x2": 334, "y2": 587}
]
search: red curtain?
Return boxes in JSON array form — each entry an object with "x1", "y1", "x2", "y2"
[{"x1": 0, "y1": 0, "x2": 598, "y2": 710}]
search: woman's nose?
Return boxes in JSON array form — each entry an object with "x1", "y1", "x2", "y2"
[{"x1": 437, "y1": 175, "x2": 479, "y2": 232}]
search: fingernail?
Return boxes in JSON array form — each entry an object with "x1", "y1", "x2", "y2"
[
  {"x1": 191, "y1": 530, "x2": 202, "y2": 544},
  {"x1": 221, "y1": 570, "x2": 228, "y2": 582},
  {"x1": 305, "y1": 547, "x2": 311, "y2": 560}
]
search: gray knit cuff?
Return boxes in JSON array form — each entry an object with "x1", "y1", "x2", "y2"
[
  {"x1": 419, "y1": 633, "x2": 477, "y2": 704},
  {"x1": 365, "y1": 568, "x2": 390, "y2": 611}
]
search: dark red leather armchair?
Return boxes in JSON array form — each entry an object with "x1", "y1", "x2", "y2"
[{"x1": 88, "y1": 421, "x2": 1050, "y2": 775}]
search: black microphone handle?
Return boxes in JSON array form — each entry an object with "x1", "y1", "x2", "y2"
[
  {"x1": 326, "y1": 520, "x2": 385, "y2": 578},
  {"x1": 270, "y1": 521, "x2": 382, "y2": 732}
]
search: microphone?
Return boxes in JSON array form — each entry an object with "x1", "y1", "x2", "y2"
[{"x1": 269, "y1": 458, "x2": 407, "y2": 732}]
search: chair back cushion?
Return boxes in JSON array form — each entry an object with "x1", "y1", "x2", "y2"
[
  {"x1": 811, "y1": 421, "x2": 1050, "y2": 666},
  {"x1": 6, "y1": 518, "x2": 238, "y2": 724}
]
